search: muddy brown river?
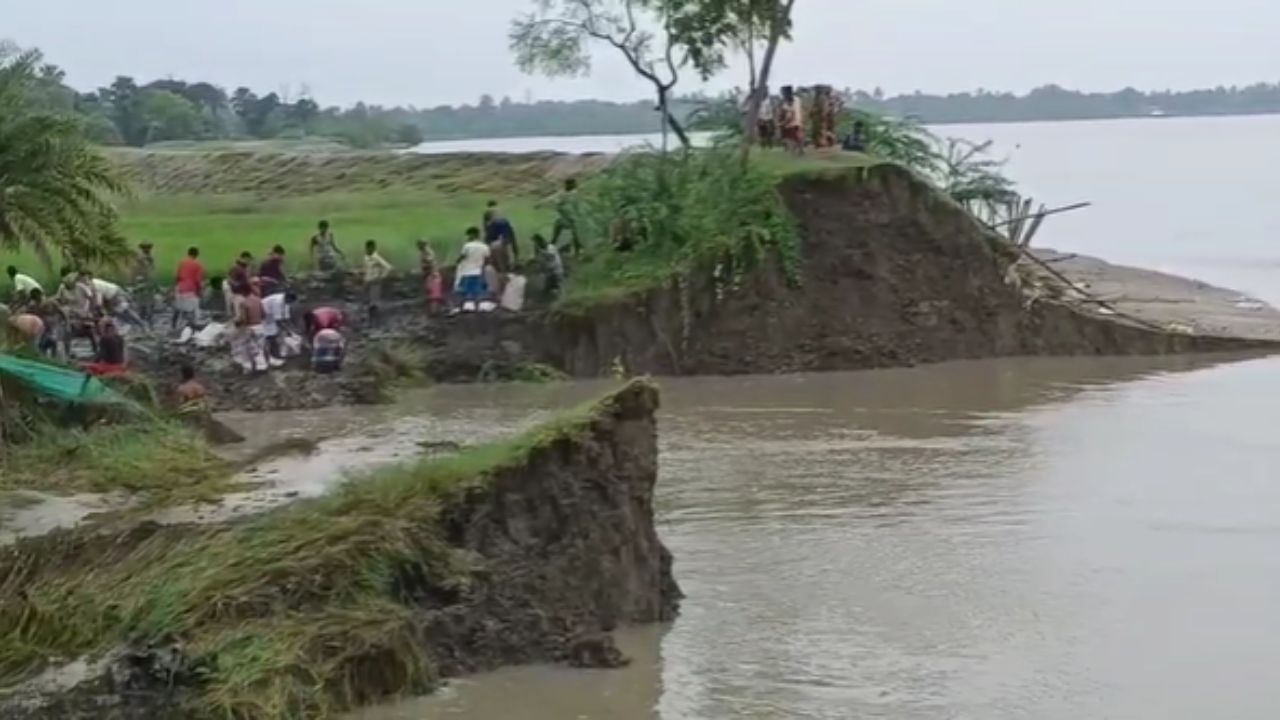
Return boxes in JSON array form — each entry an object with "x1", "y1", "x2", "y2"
[
  {"x1": 9, "y1": 355, "x2": 1278, "y2": 718},
  {"x1": 321, "y1": 353, "x2": 1280, "y2": 719}
]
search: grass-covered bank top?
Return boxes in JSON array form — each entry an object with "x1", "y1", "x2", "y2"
[
  {"x1": 0, "y1": 421, "x2": 232, "y2": 499},
  {"x1": 557, "y1": 148, "x2": 883, "y2": 310},
  {"x1": 0, "y1": 379, "x2": 653, "y2": 719}
]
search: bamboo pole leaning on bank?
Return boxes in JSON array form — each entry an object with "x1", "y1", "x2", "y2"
[
  {"x1": 990, "y1": 201, "x2": 1093, "y2": 247},
  {"x1": 988, "y1": 200, "x2": 1173, "y2": 335}
]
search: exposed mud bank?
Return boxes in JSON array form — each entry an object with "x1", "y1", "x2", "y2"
[
  {"x1": 0, "y1": 381, "x2": 679, "y2": 719},
  {"x1": 134, "y1": 164, "x2": 1275, "y2": 412},
  {"x1": 132, "y1": 272, "x2": 540, "y2": 412},
  {"x1": 536, "y1": 166, "x2": 1273, "y2": 377}
]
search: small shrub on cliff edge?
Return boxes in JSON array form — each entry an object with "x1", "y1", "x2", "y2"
[{"x1": 560, "y1": 148, "x2": 801, "y2": 308}]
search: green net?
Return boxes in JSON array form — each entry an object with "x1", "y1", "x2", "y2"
[{"x1": 0, "y1": 354, "x2": 132, "y2": 406}]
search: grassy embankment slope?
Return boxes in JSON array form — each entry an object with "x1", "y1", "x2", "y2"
[{"x1": 0, "y1": 380, "x2": 650, "y2": 719}]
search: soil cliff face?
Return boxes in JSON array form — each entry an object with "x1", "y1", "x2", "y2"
[
  {"x1": 538, "y1": 166, "x2": 1260, "y2": 377},
  {"x1": 0, "y1": 381, "x2": 678, "y2": 719}
]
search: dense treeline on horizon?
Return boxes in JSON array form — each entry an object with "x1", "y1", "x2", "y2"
[
  {"x1": 11, "y1": 42, "x2": 1280, "y2": 148},
  {"x1": 851, "y1": 82, "x2": 1280, "y2": 124}
]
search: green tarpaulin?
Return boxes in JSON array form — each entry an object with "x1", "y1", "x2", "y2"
[{"x1": 0, "y1": 354, "x2": 131, "y2": 406}]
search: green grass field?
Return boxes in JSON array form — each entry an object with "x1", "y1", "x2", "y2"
[
  {"x1": 116, "y1": 189, "x2": 555, "y2": 282},
  {"x1": 1, "y1": 189, "x2": 553, "y2": 289}
]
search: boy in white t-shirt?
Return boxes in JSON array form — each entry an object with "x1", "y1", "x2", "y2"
[{"x1": 455, "y1": 226, "x2": 491, "y2": 312}]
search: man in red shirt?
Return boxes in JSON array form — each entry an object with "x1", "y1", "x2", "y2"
[{"x1": 173, "y1": 246, "x2": 205, "y2": 333}]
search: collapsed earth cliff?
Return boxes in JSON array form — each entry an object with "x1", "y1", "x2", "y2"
[
  {"x1": 536, "y1": 165, "x2": 1264, "y2": 377},
  {"x1": 0, "y1": 380, "x2": 679, "y2": 719}
]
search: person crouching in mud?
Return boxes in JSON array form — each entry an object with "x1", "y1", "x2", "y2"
[
  {"x1": 304, "y1": 305, "x2": 347, "y2": 374},
  {"x1": 85, "y1": 318, "x2": 127, "y2": 377},
  {"x1": 6, "y1": 307, "x2": 44, "y2": 352},
  {"x1": 22, "y1": 289, "x2": 62, "y2": 358}
]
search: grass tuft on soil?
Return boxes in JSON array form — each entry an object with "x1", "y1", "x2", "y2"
[
  {"x1": 0, "y1": 421, "x2": 235, "y2": 500},
  {"x1": 0, "y1": 379, "x2": 654, "y2": 719}
]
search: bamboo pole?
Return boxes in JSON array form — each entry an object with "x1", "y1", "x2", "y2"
[{"x1": 989, "y1": 201, "x2": 1092, "y2": 230}]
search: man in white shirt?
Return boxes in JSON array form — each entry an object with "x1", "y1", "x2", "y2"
[
  {"x1": 261, "y1": 291, "x2": 296, "y2": 367},
  {"x1": 92, "y1": 276, "x2": 147, "y2": 330},
  {"x1": 455, "y1": 226, "x2": 491, "y2": 312},
  {"x1": 6, "y1": 265, "x2": 41, "y2": 304}
]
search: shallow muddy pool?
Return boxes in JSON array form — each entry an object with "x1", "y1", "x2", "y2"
[{"x1": 335, "y1": 353, "x2": 1280, "y2": 720}]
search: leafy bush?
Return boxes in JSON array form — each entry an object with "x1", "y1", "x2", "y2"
[
  {"x1": 839, "y1": 107, "x2": 1019, "y2": 221},
  {"x1": 563, "y1": 147, "x2": 800, "y2": 306}
]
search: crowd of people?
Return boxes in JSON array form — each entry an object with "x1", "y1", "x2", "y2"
[
  {"x1": 754, "y1": 84, "x2": 856, "y2": 154},
  {"x1": 4, "y1": 265, "x2": 138, "y2": 376},
  {"x1": 3, "y1": 181, "x2": 581, "y2": 396}
]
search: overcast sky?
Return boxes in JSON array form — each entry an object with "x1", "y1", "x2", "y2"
[{"x1": 3, "y1": 0, "x2": 1278, "y2": 107}]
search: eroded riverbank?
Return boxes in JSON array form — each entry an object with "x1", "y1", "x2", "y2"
[
  {"x1": 350, "y1": 354, "x2": 1280, "y2": 720},
  {"x1": 6, "y1": 354, "x2": 1278, "y2": 718},
  {"x1": 0, "y1": 381, "x2": 679, "y2": 719},
  {"x1": 104, "y1": 159, "x2": 1280, "y2": 416}
]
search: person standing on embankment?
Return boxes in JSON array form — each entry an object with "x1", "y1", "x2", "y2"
[
  {"x1": 418, "y1": 239, "x2": 445, "y2": 315},
  {"x1": 484, "y1": 200, "x2": 520, "y2": 271},
  {"x1": 551, "y1": 178, "x2": 582, "y2": 256},
  {"x1": 130, "y1": 242, "x2": 157, "y2": 328},
  {"x1": 533, "y1": 233, "x2": 565, "y2": 303},
  {"x1": 229, "y1": 282, "x2": 268, "y2": 373},
  {"x1": 258, "y1": 245, "x2": 288, "y2": 297},
  {"x1": 454, "y1": 227, "x2": 491, "y2": 313},
  {"x1": 173, "y1": 246, "x2": 205, "y2": 336},
  {"x1": 779, "y1": 85, "x2": 805, "y2": 156},
  {"x1": 363, "y1": 240, "x2": 393, "y2": 329},
  {"x1": 310, "y1": 219, "x2": 346, "y2": 298}
]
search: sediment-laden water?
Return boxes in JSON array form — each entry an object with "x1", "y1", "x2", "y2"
[
  {"x1": 332, "y1": 354, "x2": 1280, "y2": 719},
  {"x1": 9, "y1": 355, "x2": 1277, "y2": 718}
]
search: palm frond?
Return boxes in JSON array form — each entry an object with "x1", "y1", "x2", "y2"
[{"x1": 0, "y1": 50, "x2": 130, "y2": 270}]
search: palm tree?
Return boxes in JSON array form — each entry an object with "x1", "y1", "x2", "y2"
[{"x1": 0, "y1": 49, "x2": 129, "y2": 268}]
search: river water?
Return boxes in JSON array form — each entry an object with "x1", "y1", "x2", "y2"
[{"x1": 345, "y1": 353, "x2": 1280, "y2": 720}]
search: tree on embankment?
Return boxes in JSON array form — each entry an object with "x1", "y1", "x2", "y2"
[
  {"x1": 510, "y1": 0, "x2": 706, "y2": 150},
  {"x1": 667, "y1": 0, "x2": 798, "y2": 161},
  {"x1": 0, "y1": 47, "x2": 129, "y2": 268}
]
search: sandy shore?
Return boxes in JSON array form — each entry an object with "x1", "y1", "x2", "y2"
[{"x1": 1025, "y1": 249, "x2": 1280, "y2": 343}]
